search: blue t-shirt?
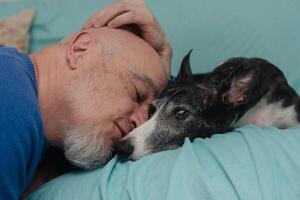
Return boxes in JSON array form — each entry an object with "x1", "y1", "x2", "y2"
[{"x1": 0, "y1": 46, "x2": 46, "y2": 199}]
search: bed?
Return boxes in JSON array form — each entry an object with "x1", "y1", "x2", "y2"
[{"x1": 1, "y1": 0, "x2": 300, "y2": 199}]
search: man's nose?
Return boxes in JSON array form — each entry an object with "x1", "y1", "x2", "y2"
[{"x1": 129, "y1": 104, "x2": 149, "y2": 129}]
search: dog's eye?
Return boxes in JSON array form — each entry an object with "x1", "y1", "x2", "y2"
[
  {"x1": 174, "y1": 108, "x2": 189, "y2": 121},
  {"x1": 148, "y1": 104, "x2": 156, "y2": 118}
]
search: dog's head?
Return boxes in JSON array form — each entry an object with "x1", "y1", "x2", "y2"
[{"x1": 114, "y1": 51, "x2": 262, "y2": 160}]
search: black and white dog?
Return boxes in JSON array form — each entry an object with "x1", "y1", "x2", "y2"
[{"x1": 115, "y1": 51, "x2": 300, "y2": 160}]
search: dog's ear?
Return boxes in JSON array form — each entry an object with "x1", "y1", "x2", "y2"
[
  {"x1": 176, "y1": 49, "x2": 193, "y2": 82},
  {"x1": 221, "y1": 66, "x2": 258, "y2": 106}
]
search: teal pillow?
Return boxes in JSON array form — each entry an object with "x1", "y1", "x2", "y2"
[
  {"x1": 0, "y1": 0, "x2": 114, "y2": 52},
  {"x1": 27, "y1": 125, "x2": 300, "y2": 200},
  {"x1": 1, "y1": 1, "x2": 299, "y2": 199},
  {"x1": 146, "y1": 0, "x2": 300, "y2": 91},
  {"x1": 1, "y1": 0, "x2": 300, "y2": 92}
]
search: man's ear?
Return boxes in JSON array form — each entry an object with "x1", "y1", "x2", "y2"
[
  {"x1": 175, "y1": 49, "x2": 193, "y2": 82},
  {"x1": 66, "y1": 31, "x2": 94, "y2": 69},
  {"x1": 221, "y1": 66, "x2": 259, "y2": 106}
]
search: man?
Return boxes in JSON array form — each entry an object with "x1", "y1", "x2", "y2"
[{"x1": 0, "y1": 0, "x2": 172, "y2": 199}]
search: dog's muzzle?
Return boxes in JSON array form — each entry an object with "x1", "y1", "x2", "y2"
[{"x1": 114, "y1": 139, "x2": 134, "y2": 159}]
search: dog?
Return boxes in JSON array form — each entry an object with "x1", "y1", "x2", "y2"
[{"x1": 114, "y1": 50, "x2": 300, "y2": 160}]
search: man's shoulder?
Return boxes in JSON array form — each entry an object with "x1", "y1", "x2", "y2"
[
  {"x1": 0, "y1": 47, "x2": 46, "y2": 197},
  {"x1": 0, "y1": 46, "x2": 41, "y2": 130},
  {"x1": 0, "y1": 46, "x2": 30, "y2": 63},
  {"x1": 0, "y1": 46, "x2": 37, "y2": 96}
]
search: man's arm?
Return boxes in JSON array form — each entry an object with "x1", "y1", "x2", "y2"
[{"x1": 0, "y1": 52, "x2": 46, "y2": 200}]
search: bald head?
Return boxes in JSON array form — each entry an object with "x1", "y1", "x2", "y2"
[
  {"x1": 63, "y1": 27, "x2": 167, "y2": 91},
  {"x1": 63, "y1": 27, "x2": 168, "y2": 168},
  {"x1": 32, "y1": 27, "x2": 168, "y2": 168},
  {"x1": 91, "y1": 27, "x2": 167, "y2": 81}
]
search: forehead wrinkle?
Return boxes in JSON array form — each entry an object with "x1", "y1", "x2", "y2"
[{"x1": 129, "y1": 71, "x2": 159, "y2": 98}]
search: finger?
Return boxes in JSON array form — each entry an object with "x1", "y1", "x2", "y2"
[
  {"x1": 86, "y1": 2, "x2": 130, "y2": 29},
  {"x1": 107, "y1": 11, "x2": 136, "y2": 28},
  {"x1": 108, "y1": 9, "x2": 154, "y2": 29},
  {"x1": 83, "y1": 15, "x2": 96, "y2": 29},
  {"x1": 83, "y1": 0, "x2": 148, "y2": 29},
  {"x1": 83, "y1": 6, "x2": 115, "y2": 29},
  {"x1": 83, "y1": 3, "x2": 126, "y2": 29}
]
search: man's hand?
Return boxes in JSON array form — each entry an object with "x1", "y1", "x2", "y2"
[{"x1": 83, "y1": 0, "x2": 172, "y2": 78}]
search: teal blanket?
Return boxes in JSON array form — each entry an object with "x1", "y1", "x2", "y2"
[
  {"x1": 1, "y1": 0, "x2": 300, "y2": 199},
  {"x1": 28, "y1": 125, "x2": 300, "y2": 200}
]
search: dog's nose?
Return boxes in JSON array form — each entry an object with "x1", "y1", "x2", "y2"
[{"x1": 114, "y1": 139, "x2": 134, "y2": 158}]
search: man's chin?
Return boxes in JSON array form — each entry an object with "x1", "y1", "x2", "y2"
[
  {"x1": 63, "y1": 127, "x2": 114, "y2": 169},
  {"x1": 66, "y1": 149, "x2": 114, "y2": 169}
]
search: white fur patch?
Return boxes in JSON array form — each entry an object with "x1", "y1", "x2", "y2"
[
  {"x1": 233, "y1": 97, "x2": 298, "y2": 128},
  {"x1": 124, "y1": 109, "x2": 159, "y2": 160}
]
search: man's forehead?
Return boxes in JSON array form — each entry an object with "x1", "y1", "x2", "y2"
[{"x1": 129, "y1": 71, "x2": 160, "y2": 98}]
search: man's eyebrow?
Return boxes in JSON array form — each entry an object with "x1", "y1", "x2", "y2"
[{"x1": 130, "y1": 71, "x2": 159, "y2": 98}]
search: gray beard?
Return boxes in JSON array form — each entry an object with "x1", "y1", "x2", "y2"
[{"x1": 63, "y1": 124, "x2": 113, "y2": 169}]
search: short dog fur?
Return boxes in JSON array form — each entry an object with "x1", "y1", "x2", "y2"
[{"x1": 115, "y1": 51, "x2": 300, "y2": 160}]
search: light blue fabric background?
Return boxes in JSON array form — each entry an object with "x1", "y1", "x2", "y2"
[
  {"x1": 0, "y1": 0, "x2": 300, "y2": 92},
  {"x1": 1, "y1": 0, "x2": 300, "y2": 199},
  {"x1": 27, "y1": 125, "x2": 300, "y2": 200}
]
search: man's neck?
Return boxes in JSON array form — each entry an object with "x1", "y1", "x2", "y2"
[{"x1": 29, "y1": 44, "x2": 67, "y2": 146}]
